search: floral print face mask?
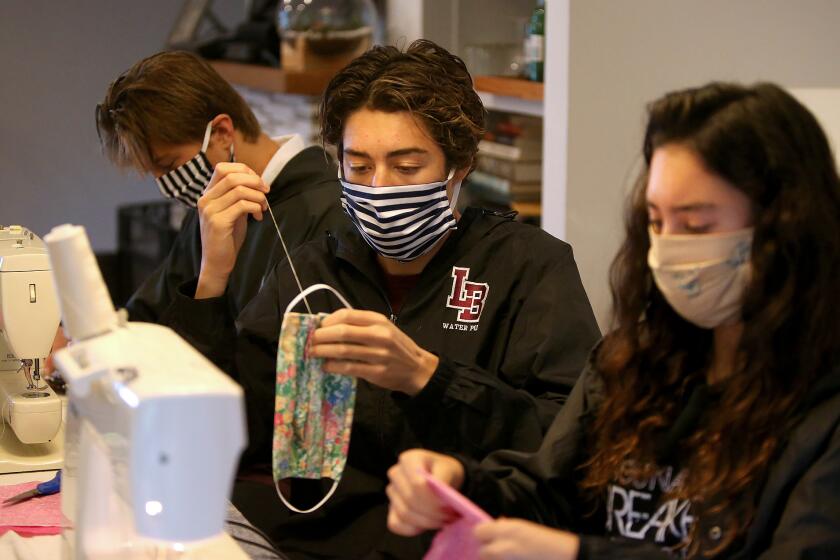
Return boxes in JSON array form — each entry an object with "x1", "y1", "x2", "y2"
[{"x1": 273, "y1": 284, "x2": 356, "y2": 513}]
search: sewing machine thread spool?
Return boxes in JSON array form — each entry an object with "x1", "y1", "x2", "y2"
[{"x1": 43, "y1": 224, "x2": 118, "y2": 342}]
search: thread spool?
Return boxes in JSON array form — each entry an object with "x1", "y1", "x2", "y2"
[{"x1": 43, "y1": 224, "x2": 117, "y2": 341}]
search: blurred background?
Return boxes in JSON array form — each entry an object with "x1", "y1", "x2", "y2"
[{"x1": 2, "y1": 0, "x2": 839, "y2": 328}]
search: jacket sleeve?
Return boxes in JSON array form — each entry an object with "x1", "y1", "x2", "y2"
[
  {"x1": 124, "y1": 211, "x2": 202, "y2": 323},
  {"x1": 751, "y1": 417, "x2": 840, "y2": 559},
  {"x1": 133, "y1": 275, "x2": 238, "y2": 380},
  {"x1": 560, "y1": 411, "x2": 840, "y2": 560},
  {"x1": 458, "y1": 362, "x2": 600, "y2": 523},
  {"x1": 458, "y1": 365, "x2": 676, "y2": 560},
  {"x1": 396, "y1": 243, "x2": 601, "y2": 456}
]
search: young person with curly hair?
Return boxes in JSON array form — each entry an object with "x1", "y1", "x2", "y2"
[
  {"x1": 185, "y1": 39, "x2": 600, "y2": 558},
  {"x1": 387, "y1": 82, "x2": 840, "y2": 559}
]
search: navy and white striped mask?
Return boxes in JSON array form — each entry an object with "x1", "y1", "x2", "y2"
[
  {"x1": 155, "y1": 122, "x2": 233, "y2": 208},
  {"x1": 339, "y1": 169, "x2": 462, "y2": 262}
]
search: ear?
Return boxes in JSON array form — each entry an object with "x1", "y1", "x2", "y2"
[{"x1": 208, "y1": 114, "x2": 235, "y2": 150}]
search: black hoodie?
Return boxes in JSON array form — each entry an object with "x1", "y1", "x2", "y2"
[
  {"x1": 461, "y1": 358, "x2": 840, "y2": 559},
  {"x1": 178, "y1": 207, "x2": 601, "y2": 558},
  {"x1": 125, "y1": 146, "x2": 346, "y2": 352}
]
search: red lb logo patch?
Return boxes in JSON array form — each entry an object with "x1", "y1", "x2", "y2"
[{"x1": 446, "y1": 267, "x2": 489, "y2": 323}]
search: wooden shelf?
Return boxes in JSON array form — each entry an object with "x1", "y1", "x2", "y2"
[
  {"x1": 210, "y1": 62, "x2": 545, "y2": 116},
  {"x1": 473, "y1": 76, "x2": 544, "y2": 117},
  {"x1": 209, "y1": 61, "x2": 334, "y2": 96},
  {"x1": 511, "y1": 201, "x2": 542, "y2": 218},
  {"x1": 473, "y1": 76, "x2": 544, "y2": 101}
]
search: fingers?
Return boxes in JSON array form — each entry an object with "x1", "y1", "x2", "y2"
[
  {"x1": 385, "y1": 483, "x2": 449, "y2": 534},
  {"x1": 474, "y1": 519, "x2": 503, "y2": 543},
  {"x1": 205, "y1": 199, "x2": 266, "y2": 225},
  {"x1": 313, "y1": 342, "x2": 388, "y2": 364},
  {"x1": 475, "y1": 520, "x2": 519, "y2": 560},
  {"x1": 203, "y1": 184, "x2": 269, "y2": 216},
  {"x1": 201, "y1": 166, "x2": 268, "y2": 204},
  {"x1": 475, "y1": 519, "x2": 577, "y2": 560},
  {"x1": 311, "y1": 321, "x2": 389, "y2": 345},
  {"x1": 321, "y1": 359, "x2": 386, "y2": 381},
  {"x1": 478, "y1": 540, "x2": 518, "y2": 560},
  {"x1": 386, "y1": 450, "x2": 455, "y2": 536},
  {"x1": 320, "y1": 308, "x2": 391, "y2": 328}
]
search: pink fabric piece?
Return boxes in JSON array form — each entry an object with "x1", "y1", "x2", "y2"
[
  {"x1": 0, "y1": 481, "x2": 64, "y2": 536},
  {"x1": 0, "y1": 525, "x2": 61, "y2": 537},
  {"x1": 423, "y1": 472, "x2": 492, "y2": 560}
]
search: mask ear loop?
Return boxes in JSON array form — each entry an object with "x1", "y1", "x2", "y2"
[
  {"x1": 444, "y1": 169, "x2": 463, "y2": 211},
  {"x1": 199, "y1": 121, "x2": 213, "y2": 153},
  {"x1": 276, "y1": 283, "x2": 354, "y2": 513},
  {"x1": 284, "y1": 283, "x2": 352, "y2": 315}
]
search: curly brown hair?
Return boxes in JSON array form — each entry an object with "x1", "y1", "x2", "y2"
[
  {"x1": 582, "y1": 83, "x2": 840, "y2": 555},
  {"x1": 319, "y1": 39, "x2": 486, "y2": 171},
  {"x1": 95, "y1": 50, "x2": 260, "y2": 172}
]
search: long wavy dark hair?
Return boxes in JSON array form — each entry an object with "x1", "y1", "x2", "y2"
[{"x1": 582, "y1": 82, "x2": 840, "y2": 554}]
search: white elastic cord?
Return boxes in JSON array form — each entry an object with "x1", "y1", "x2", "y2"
[
  {"x1": 276, "y1": 283, "x2": 353, "y2": 513},
  {"x1": 275, "y1": 479, "x2": 341, "y2": 515},
  {"x1": 449, "y1": 179, "x2": 463, "y2": 211},
  {"x1": 267, "y1": 206, "x2": 312, "y2": 314},
  {"x1": 199, "y1": 121, "x2": 213, "y2": 152},
  {"x1": 284, "y1": 283, "x2": 353, "y2": 315}
]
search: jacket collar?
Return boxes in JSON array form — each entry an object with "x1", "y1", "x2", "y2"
[
  {"x1": 265, "y1": 145, "x2": 338, "y2": 205},
  {"x1": 261, "y1": 134, "x2": 305, "y2": 186}
]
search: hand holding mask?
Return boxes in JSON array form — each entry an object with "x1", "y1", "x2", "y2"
[{"x1": 310, "y1": 309, "x2": 440, "y2": 396}]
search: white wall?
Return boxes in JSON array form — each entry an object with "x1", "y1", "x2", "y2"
[
  {"x1": 790, "y1": 88, "x2": 840, "y2": 166},
  {"x1": 556, "y1": 0, "x2": 840, "y2": 330},
  {"x1": 0, "y1": 1, "x2": 243, "y2": 252}
]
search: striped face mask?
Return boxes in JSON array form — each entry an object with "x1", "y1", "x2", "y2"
[
  {"x1": 339, "y1": 169, "x2": 462, "y2": 262},
  {"x1": 155, "y1": 122, "x2": 233, "y2": 208}
]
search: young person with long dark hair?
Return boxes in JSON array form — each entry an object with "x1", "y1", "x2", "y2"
[{"x1": 387, "y1": 82, "x2": 840, "y2": 558}]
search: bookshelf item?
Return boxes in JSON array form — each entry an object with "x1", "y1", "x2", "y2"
[
  {"x1": 281, "y1": 27, "x2": 372, "y2": 73},
  {"x1": 468, "y1": 171, "x2": 541, "y2": 202},
  {"x1": 477, "y1": 156, "x2": 542, "y2": 182},
  {"x1": 479, "y1": 140, "x2": 542, "y2": 162},
  {"x1": 209, "y1": 61, "x2": 333, "y2": 96},
  {"x1": 473, "y1": 76, "x2": 544, "y2": 102},
  {"x1": 511, "y1": 201, "x2": 542, "y2": 218},
  {"x1": 276, "y1": 0, "x2": 382, "y2": 73}
]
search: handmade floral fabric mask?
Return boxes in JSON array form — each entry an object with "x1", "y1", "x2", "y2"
[{"x1": 273, "y1": 284, "x2": 356, "y2": 513}]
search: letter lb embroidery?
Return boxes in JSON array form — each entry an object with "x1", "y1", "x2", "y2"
[
  {"x1": 446, "y1": 267, "x2": 489, "y2": 323},
  {"x1": 273, "y1": 284, "x2": 355, "y2": 513}
]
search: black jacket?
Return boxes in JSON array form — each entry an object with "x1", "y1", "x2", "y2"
[
  {"x1": 125, "y1": 146, "x2": 346, "y2": 352},
  {"x1": 180, "y1": 207, "x2": 601, "y2": 558},
  {"x1": 462, "y1": 358, "x2": 840, "y2": 559}
]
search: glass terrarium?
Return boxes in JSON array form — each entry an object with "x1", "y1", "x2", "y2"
[{"x1": 277, "y1": 0, "x2": 383, "y2": 73}]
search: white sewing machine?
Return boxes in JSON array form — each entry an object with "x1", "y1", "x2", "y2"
[
  {"x1": 0, "y1": 224, "x2": 63, "y2": 473},
  {"x1": 45, "y1": 224, "x2": 249, "y2": 559}
]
